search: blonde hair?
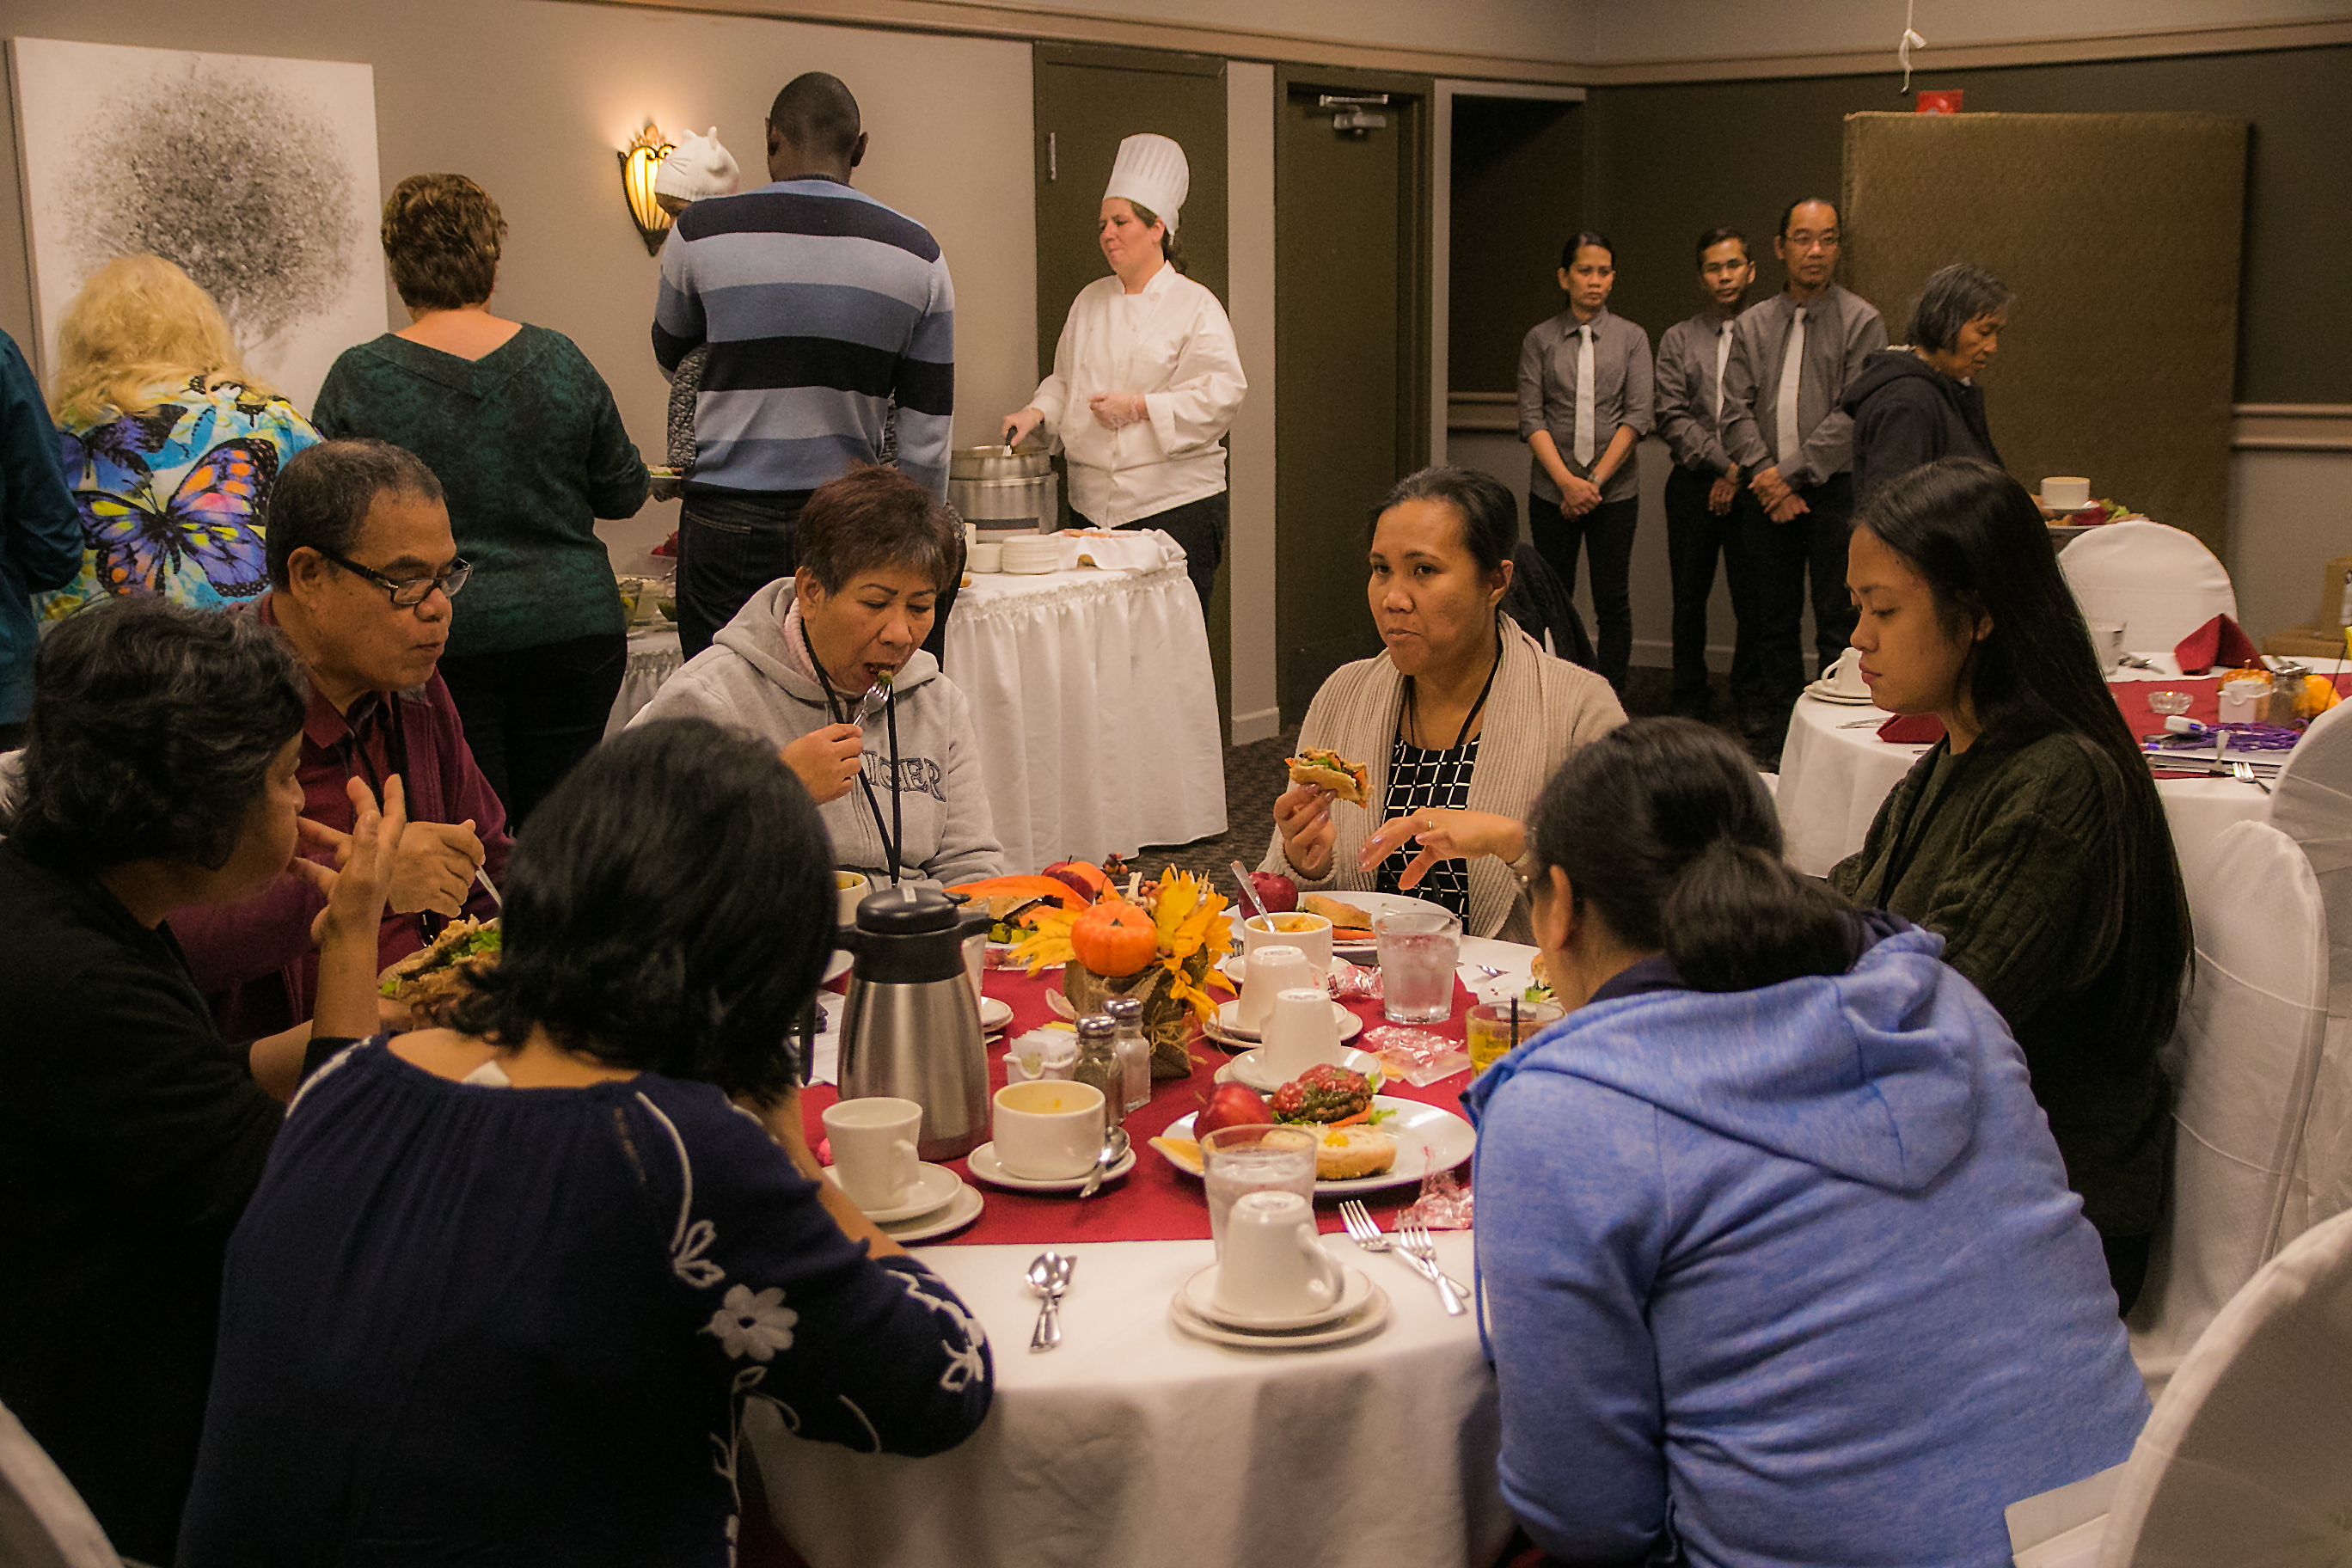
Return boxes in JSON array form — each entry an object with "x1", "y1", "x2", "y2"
[{"x1": 51, "y1": 254, "x2": 273, "y2": 424}]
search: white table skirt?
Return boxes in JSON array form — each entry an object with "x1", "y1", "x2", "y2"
[
  {"x1": 944, "y1": 561, "x2": 1227, "y2": 870},
  {"x1": 604, "y1": 625, "x2": 683, "y2": 738},
  {"x1": 1775, "y1": 681, "x2": 2266, "y2": 879},
  {"x1": 750, "y1": 1233, "x2": 1510, "y2": 1568}
]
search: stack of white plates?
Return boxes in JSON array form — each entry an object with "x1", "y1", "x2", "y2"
[{"x1": 999, "y1": 536, "x2": 1061, "y2": 576}]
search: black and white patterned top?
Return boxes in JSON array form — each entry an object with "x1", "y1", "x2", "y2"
[{"x1": 1375, "y1": 733, "x2": 1479, "y2": 921}]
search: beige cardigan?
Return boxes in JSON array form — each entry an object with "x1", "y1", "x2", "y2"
[{"x1": 1259, "y1": 619, "x2": 1626, "y2": 941}]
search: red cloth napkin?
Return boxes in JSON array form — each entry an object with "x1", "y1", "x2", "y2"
[
  {"x1": 2173, "y1": 614, "x2": 2263, "y2": 675},
  {"x1": 1876, "y1": 714, "x2": 1947, "y2": 744}
]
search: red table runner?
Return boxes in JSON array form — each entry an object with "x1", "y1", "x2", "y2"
[{"x1": 799, "y1": 965, "x2": 1484, "y2": 1246}]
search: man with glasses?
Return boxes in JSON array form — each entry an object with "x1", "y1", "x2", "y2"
[
  {"x1": 174, "y1": 439, "x2": 510, "y2": 1038},
  {"x1": 1718, "y1": 198, "x2": 1885, "y2": 760}
]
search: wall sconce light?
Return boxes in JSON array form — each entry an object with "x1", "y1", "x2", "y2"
[{"x1": 619, "y1": 124, "x2": 675, "y2": 255}]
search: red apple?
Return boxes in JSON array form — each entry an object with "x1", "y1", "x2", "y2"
[
  {"x1": 1248, "y1": 871, "x2": 1299, "y2": 915},
  {"x1": 1193, "y1": 1083, "x2": 1272, "y2": 1142}
]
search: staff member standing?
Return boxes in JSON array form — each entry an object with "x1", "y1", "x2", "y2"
[
  {"x1": 1718, "y1": 198, "x2": 1885, "y2": 755},
  {"x1": 1517, "y1": 231, "x2": 1652, "y2": 695},
  {"x1": 1001, "y1": 134, "x2": 1245, "y2": 612},
  {"x1": 1652, "y1": 227, "x2": 1755, "y2": 720}
]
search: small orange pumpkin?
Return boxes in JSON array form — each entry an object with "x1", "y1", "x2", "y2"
[{"x1": 1071, "y1": 901, "x2": 1158, "y2": 977}]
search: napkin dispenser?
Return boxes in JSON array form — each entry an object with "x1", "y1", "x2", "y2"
[{"x1": 836, "y1": 885, "x2": 992, "y2": 1160}]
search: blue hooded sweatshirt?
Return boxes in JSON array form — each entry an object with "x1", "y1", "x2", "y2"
[{"x1": 1462, "y1": 924, "x2": 2147, "y2": 1567}]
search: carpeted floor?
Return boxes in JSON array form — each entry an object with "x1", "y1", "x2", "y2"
[{"x1": 1130, "y1": 666, "x2": 1736, "y2": 885}]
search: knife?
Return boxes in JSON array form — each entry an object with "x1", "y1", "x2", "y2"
[{"x1": 1229, "y1": 860, "x2": 1268, "y2": 922}]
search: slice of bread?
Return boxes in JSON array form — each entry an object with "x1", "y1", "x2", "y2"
[{"x1": 1314, "y1": 1124, "x2": 1397, "y2": 1180}]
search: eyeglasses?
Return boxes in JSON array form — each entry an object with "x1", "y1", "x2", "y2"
[{"x1": 321, "y1": 548, "x2": 471, "y2": 608}]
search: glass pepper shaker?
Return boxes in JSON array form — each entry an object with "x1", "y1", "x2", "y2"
[
  {"x1": 1073, "y1": 1014, "x2": 1122, "y2": 1112},
  {"x1": 1106, "y1": 995, "x2": 1151, "y2": 1114}
]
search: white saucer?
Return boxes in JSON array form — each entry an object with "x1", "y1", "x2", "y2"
[
  {"x1": 1168, "y1": 1280, "x2": 1391, "y2": 1350},
  {"x1": 979, "y1": 995, "x2": 1014, "y2": 1033},
  {"x1": 1179, "y1": 1261, "x2": 1375, "y2": 1331},
  {"x1": 1210, "y1": 999, "x2": 1363, "y2": 1046},
  {"x1": 1215, "y1": 1045, "x2": 1384, "y2": 1093},
  {"x1": 823, "y1": 950, "x2": 853, "y2": 984},
  {"x1": 965, "y1": 1140, "x2": 1138, "y2": 1192},
  {"x1": 877, "y1": 1180, "x2": 983, "y2": 1242},
  {"x1": 824, "y1": 1161, "x2": 962, "y2": 1224},
  {"x1": 1802, "y1": 681, "x2": 1880, "y2": 707}
]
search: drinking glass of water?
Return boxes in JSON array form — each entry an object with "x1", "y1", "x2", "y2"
[
  {"x1": 1201, "y1": 1124, "x2": 1317, "y2": 1256},
  {"x1": 1375, "y1": 908, "x2": 1461, "y2": 1024}
]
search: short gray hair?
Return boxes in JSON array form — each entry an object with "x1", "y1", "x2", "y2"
[
  {"x1": 266, "y1": 438, "x2": 445, "y2": 589},
  {"x1": 1907, "y1": 262, "x2": 2015, "y2": 353}
]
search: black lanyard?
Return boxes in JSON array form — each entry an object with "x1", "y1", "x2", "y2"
[
  {"x1": 799, "y1": 616, "x2": 902, "y2": 885},
  {"x1": 1398, "y1": 628, "x2": 1504, "y2": 755},
  {"x1": 336, "y1": 692, "x2": 411, "y2": 798}
]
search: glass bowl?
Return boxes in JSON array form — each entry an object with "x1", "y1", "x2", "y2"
[{"x1": 2147, "y1": 690, "x2": 2193, "y2": 717}]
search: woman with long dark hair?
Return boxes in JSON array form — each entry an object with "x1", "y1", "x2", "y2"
[
  {"x1": 1828, "y1": 456, "x2": 2191, "y2": 1311},
  {"x1": 1470, "y1": 718, "x2": 2145, "y2": 1565}
]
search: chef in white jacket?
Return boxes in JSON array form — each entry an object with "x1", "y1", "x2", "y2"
[{"x1": 1001, "y1": 133, "x2": 1246, "y2": 610}]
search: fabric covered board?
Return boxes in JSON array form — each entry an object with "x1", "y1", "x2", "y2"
[{"x1": 1841, "y1": 112, "x2": 2245, "y2": 557}]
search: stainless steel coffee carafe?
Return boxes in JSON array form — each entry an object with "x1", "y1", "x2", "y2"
[{"x1": 837, "y1": 884, "x2": 992, "y2": 1160}]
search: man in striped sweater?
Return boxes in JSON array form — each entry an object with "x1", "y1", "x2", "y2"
[{"x1": 653, "y1": 72, "x2": 956, "y2": 658}]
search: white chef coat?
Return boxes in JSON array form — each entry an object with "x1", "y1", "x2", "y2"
[{"x1": 1027, "y1": 263, "x2": 1246, "y2": 528}]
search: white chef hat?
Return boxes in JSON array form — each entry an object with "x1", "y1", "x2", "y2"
[
  {"x1": 1103, "y1": 133, "x2": 1190, "y2": 234},
  {"x1": 655, "y1": 128, "x2": 741, "y2": 203}
]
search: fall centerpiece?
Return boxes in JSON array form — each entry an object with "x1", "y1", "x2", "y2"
[{"x1": 952, "y1": 863, "x2": 1234, "y2": 1078}]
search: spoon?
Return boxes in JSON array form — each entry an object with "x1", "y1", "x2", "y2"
[
  {"x1": 1026, "y1": 1251, "x2": 1066, "y2": 1351},
  {"x1": 1076, "y1": 1125, "x2": 1130, "y2": 1201}
]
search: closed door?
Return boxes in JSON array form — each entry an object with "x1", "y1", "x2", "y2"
[{"x1": 1275, "y1": 70, "x2": 1432, "y2": 722}]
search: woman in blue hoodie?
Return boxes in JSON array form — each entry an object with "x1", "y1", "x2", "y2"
[{"x1": 1465, "y1": 719, "x2": 2147, "y2": 1568}]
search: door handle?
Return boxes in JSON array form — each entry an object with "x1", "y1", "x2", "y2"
[{"x1": 1048, "y1": 131, "x2": 1057, "y2": 181}]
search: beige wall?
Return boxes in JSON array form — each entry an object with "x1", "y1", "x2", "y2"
[
  {"x1": 1586, "y1": 0, "x2": 2352, "y2": 61},
  {"x1": 0, "y1": 0, "x2": 1036, "y2": 573}
]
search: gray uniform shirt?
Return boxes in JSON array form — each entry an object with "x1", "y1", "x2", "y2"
[
  {"x1": 1718, "y1": 284, "x2": 1886, "y2": 489},
  {"x1": 1654, "y1": 309, "x2": 1745, "y2": 477},
  {"x1": 1517, "y1": 307, "x2": 1654, "y2": 505}
]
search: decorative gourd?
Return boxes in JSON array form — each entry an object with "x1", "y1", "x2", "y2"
[{"x1": 1070, "y1": 901, "x2": 1156, "y2": 977}]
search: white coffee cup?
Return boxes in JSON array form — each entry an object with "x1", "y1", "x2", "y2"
[
  {"x1": 967, "y1": 541, "x2": 1004, "y2": 573},
  {"x1": 822, "y1": 1096, "x2": 922, "y2": 1210},
  {"x1": 2090, "y1": 620, "x2": 2127, "y2": 668},
  {"x1": 990, "y1": 1078, "x2": 1106, "y2": 1179},
  {"x1": 1243, "y1": 911, "x2": 1333, "y2": 973},
  {"x1": 1240, "y1": 943, "x2": 1317, "y2": 1034},
  {"x1": 2041, "y1": 475, "x2": 2091, "y2": 511},
  {"x1": 1263, "y1": 985, "x2": 1340, "y2": 1080},
  {"x1": 836, "y1": 870, "x2": 869, "y2": 928},
  {"x1": 1213, "y1": 1189, "x2": 1344, "y2": 1320},
  {"x1": 1825, "y1": 646, "x2": 1870, "y2": 698}
]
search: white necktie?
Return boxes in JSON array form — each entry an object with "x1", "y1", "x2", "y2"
[
  {"x1": 1775, "y1": 306, "x2": 1807, "y2": 472},
  {"x1": 1572, "y1": 326, "x2": 1596, "y2": 467},
  {"x1": 1712, "y1": 325, "x2": 1731, "y2": 426}
]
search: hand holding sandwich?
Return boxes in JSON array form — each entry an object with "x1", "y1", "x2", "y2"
[{"x1": 1274, "y1": 746, "x2": 1370, "y2": 881}]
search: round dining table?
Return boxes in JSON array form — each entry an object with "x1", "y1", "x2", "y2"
[
  {"x1": 1773, "y1": 658, "x2": 2346, "y2": 878},
  {"x1": 751, "y1": 939, "x2": 1542, "y2": 1568}
]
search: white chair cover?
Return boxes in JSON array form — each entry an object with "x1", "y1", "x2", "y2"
[
  {"x1": 2057, "y1": 521, "x2": 2238, "y2": 653},
  {"x1": 2098, "y1": 1206, "x2": 2352, "y2": 1567},
  {"x1": 2268, "y1": 698, "x2": 2352, "y2": 1236},
  {"x1": 2128, "y1": 821, "x2": 2329, "y2": 1385},
  {"x1": 0, "y1": 1402, "x2": 125, "y2": 1568}
]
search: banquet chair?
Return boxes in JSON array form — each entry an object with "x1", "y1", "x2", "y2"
[
  {"x1": 2125, "y1": 820, "x2": 2329, "y2": 1394},
  {"x1": 2055, "y1": 521, "x2": 2237, "y2": 653},
  {"x1": 2006, "y1": 1206, "x2": 2352, "y2": 1568},
  {"x1": 2266, "y1": 697, "x2": 2352, "y2": 1236},
  {"x1": 0, "y1": 1401, "x2": 130, "y2": 1568}
]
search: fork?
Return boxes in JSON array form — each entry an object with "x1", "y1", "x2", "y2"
[
  {"x1": 2231, "y1": 760, "x2": 2272, "y2": 794},
  {"x1": 1397, "y1": 1222, "x2": 1473, "y2": 1313},
  {"x1": 1338, "y1": 1200, "x2": 1463, "y2": 1316}
]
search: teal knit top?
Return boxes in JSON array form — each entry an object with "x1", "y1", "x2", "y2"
[{"x1": 314, "y1": 326, "x2": 648, "y2": 658}]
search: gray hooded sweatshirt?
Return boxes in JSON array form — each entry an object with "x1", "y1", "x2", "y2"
[{"x1": 630, "y1": 579, "x2": 1005, "y2": 886}]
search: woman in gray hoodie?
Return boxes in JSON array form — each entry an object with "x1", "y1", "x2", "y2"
[{"x1": 631, "y1": 466, "x2": 1003, "y2": 887}]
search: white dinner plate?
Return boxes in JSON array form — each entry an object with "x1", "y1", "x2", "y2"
[
  {"x1": 965, "y1": 1141, "x2": 1138, "y2": 1192},
  {"x1": 979, "y1": 995, "x2": 1014, "y2": 1034},
  {"x1": 1801, "y1": 682, "x2": 1882, "y2": 707},
  {"x1": 878, "y1": 1180, "x2": 983, "y2": 1242},
  {"x1": 1268, "y1": 891, "x2": 1451, "y2": 953},
  {"x1": 1207, "y1": 999, "x2": 1364, "y2": 1047},
  {"x1": 1168, "y1": 1281, "x2": 1391, "y2": 1351},
  {"x1": 1214, "y1": 1045, "x2": 1384, "y2": 1093},
  {"x1": 823, "y1": 1161, "x2": 963, "y2": 1224},
  {"x1": 1150, "y1": 1096, "x2": 1476, "y2": 1196},
  {"x1": 1178, "y1": 1262, "x2": 1375, "y2": 1331}
]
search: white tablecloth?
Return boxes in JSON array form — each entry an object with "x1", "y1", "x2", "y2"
[
  {"x1": 944, "y1": 560, "x2": 1227, "y2": 870},
  {"x1": 604, "y1": 624, "x2": 683, "y2": 738},
  {"x1": 750, "y1": 1232, "x2": 1511, "y2": 1568},
  {"x1": 1775, "y1": 671, "x2": 2268, "y2": 878}
]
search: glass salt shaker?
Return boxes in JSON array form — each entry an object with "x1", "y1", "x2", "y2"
[
  {"x1": 1073, "y1": 1014, "x2": 1123, "y2": 1111},
  {"x1": 1106, "y1": 995, "x2": 1151, "y2": 1115}
]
